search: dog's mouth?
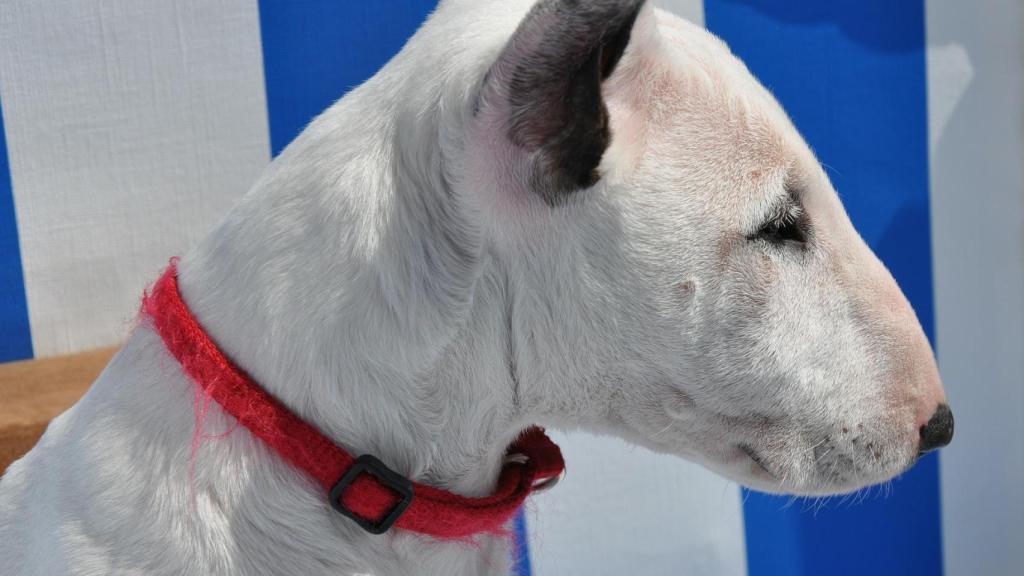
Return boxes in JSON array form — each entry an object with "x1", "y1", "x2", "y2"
[{"x1": 737, "y1": 443, "x2": 775, "y2": 478}]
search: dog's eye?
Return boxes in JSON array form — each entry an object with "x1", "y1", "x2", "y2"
[{"x1": 752, "y1": 205, "x2": 807, "y2": 246}]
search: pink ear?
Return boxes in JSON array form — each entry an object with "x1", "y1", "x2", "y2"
[{"x1": 477, "y1": 0, "x2": 648, "y2": 206}]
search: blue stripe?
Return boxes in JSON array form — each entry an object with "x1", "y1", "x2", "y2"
[
  {"x1": 0, "y1": 96, "x2": 34, "y2": 362},
  {"x1": 258, "y1": 0, "x2": 439, "y2": 156},
  {"x1": 703, "y1": 1, "x2": 942, "y2": 575},
  {"x1": 513, "y1": 510, "x2": 533, "y2": 576},
  {"x1": 256, "y1": 3, "x2": 534, "y2": 569}
]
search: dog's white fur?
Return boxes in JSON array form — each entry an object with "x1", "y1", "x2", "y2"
[{"x1": 0, "y1": 1, "x2": 947, "y2": 574}]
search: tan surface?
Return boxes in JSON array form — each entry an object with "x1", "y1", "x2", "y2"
[{"x1": 0, "y1": 348, "x2": 117, "y2": 473}]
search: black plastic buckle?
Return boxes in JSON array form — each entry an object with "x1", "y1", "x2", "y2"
[{"x1": 329, "y1": 454, "x2": 414, "y2": 535}]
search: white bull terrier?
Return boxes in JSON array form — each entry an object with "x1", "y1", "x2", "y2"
[{"x1": 0, "y1": 0, "x2": 953, "y2": 574}]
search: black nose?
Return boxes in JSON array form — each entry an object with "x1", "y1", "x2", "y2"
[{"x1": 918, "y1": 404, "x2": 954, "y2": 454}]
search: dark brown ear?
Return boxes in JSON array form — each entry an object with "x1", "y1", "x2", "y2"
[{"x1": 483, "y1": 0, "x2": 647, "y2": 206}]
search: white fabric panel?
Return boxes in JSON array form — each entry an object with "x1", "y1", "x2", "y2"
[
  {"x1": 527, "y1": 432, "x2": 747, "y2": 576},
  {"x1": 927, "y1": 1, "x2": 1024, "y2": 575},
  {"x1": 0, "y1": 0, "x2": 270, "y2": 357},
  {"x1": 655, "y1": 0, "x2": 704, "y2": 24},
  {"x1": 525, "y1": 5, "x2": 745, "y2": 575}
]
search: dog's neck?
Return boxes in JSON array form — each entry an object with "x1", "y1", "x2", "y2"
[
  {"x1": 176, "y1": 229, "x2": 517, "y2": 503},
  {"x1": 174, "y1": 90, "x2": 528, "y2": 506}
]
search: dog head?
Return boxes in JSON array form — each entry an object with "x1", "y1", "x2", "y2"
[{"x1": 452, "y1": 0, "x2": 952, "y2": 495}]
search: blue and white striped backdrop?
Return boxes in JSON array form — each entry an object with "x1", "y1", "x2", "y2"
[{"x1": 1, "y1": 1, "x2": 1020, "y2": 574}]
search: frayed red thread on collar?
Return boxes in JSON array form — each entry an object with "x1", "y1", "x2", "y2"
[{"x1": 142, "y1": 260, "x2": 564, "y2": 538}]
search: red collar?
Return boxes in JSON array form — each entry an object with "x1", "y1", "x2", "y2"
[{"x1": 142, "y1": 261, "x2": 564, "y2": 538}]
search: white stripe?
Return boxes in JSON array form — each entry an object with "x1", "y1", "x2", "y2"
[
  {"x1": 655, "y1": 0, "x2": 704, "y2": 25},
  {"x1": 528, "y1": 6, "x2": 745, "y2": 575},
  {"x1": 0, "y1": 0, "x2": 270, "y2": 356},
  {"x1": 927, "y1": 1, "x2": 1024, "y2": 574},
  {"x1": 527, "y1": 432, "x2": 747, "y2": 576}
]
